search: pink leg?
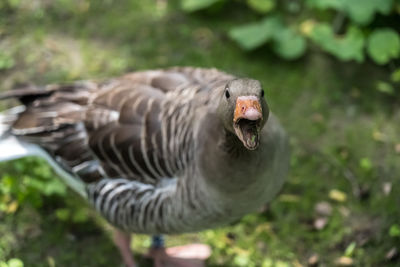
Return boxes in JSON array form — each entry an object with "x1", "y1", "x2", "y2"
[
  {"x1": 148, "y1": 243, "x2": 211, "y2": 267},
  {"x1": 113, "y1": 229, "x2": 136, "y2": 267}
]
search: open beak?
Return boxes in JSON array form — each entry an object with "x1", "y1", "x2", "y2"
[{"x1": 233, "y1": 96, "x2": 263, "y2": 150}]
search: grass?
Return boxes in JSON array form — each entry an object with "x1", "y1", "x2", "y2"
[{"x1": 0, "y1": 0, "x2": 399, "y2": 266}]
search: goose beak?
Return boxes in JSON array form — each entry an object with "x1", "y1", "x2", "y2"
[{"x1": 233, "y1": 96, "x2": 263, "y2": 150}]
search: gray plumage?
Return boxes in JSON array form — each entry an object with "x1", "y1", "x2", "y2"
[{"x1": 0, "y1": 67, "x2": 289, "y2": 234}]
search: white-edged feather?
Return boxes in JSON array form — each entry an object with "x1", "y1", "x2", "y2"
[{"x1": 0, "y1": 113, "x2": 87, "y2": 198}]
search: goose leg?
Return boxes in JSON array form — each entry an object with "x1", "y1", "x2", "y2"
[
  {"x1": 148, "y1": 236, "x2": 211, "y2": 267},
  {"x1": 113, "y1": 229, "x2": 136, "y2": 267}
]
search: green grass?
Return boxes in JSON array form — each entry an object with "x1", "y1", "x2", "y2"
[{"x1": 0, "y1": 0, "x2": 399, "y2": 266}]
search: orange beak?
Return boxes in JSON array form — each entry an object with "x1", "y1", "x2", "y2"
[{"x1": 233, "y1": 96, "x2": 263, "y2": 123}]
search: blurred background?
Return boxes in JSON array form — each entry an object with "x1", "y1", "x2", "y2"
[{"x1": 0, "y1": 0, "x2": 399, "y2": 266}]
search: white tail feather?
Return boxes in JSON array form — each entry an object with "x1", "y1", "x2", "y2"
[{"x1": 0, "y1": 114, "x2": 87, "y2": 198}]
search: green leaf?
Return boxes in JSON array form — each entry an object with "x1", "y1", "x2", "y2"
[
  {"x1": 181, "y1": 0, "x2": 222, "y2": 12},
  {"x1": 7, "y1": 259, "x2": 23, "y2": 267},
  {"x1": 344, "y1": 242, "x2": 356, "y2": 257},
  {"x1": 229, "y1": 17, "x2": 283, "y2": 50},
  {"x1": 343, "y1": 0, "x2": 377, "y2": 25},
  {"x1": 309, "y1": 23, "x2": 365, "y2": 62},
  {"x1": 389, "y1": 224, "x2": 400, "y2": 237},
  {"x1": 272, "y1": 28, "x2": 307, "y2": 59},
  {"x1": 72, "y1": 207, "x2": 89, "y2": 223},
  {"x1": 359, "y1": 157, "x2": 372, "y2": 171},
  {"x1": 56, "y1": 208, "x2": 71, "y2": 221},
  {"x1": 329, "y1": 189, "x2": 347, "y2": 202},
  {"x1": 233, "y1": 254, "x2": 250, "y2": 267},
  {"x1": 306, "y1": 0, "x2": 344, "y2": 10},
  {"x1": 367, "y1": 29, "x2": 400, "y2": 65},
  {"x1": 42, "y1": 179, "x2": 67, "y2": 196},
  {"x1": 247, "y1": 0, "x2": 275, "y2": 14},
  {"x1": 376, "y1": 81, "x2": 395, "y2": 95},
  {"x1": 391, "y1": 68, "x2": 400, "y2": 83},
  {"x1": 307, "y1": 0, "x2": 394, "y2": 25},
  {"x1": 344, "y1": 0, "x2": 393, "y2": 25},
  {"x1": 374, "y1": 0, "x2": 394, "y2": 14}
]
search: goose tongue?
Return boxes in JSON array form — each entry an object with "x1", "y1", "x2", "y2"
[
  {"x1": 233, "y1": 96, "x2": 263, "y2": 150},
  {"x1": 235, "y1": 119, "x2": 260, "y2": 150}
]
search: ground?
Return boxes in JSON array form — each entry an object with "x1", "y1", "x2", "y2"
[{"x1": 0, "y1": 1, "x2": 399, "y2": 266}]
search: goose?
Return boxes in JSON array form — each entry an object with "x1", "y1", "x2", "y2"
[{"x1": 0, "y1": 67, "x2": 290, "y2": 267}]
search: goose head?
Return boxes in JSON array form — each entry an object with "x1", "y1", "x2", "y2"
[{"x1": 218, "y1": 78, "x2": 269, "y2": 150}]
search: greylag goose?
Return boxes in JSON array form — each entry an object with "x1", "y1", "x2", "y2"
[{"x1": 0, "y1": 67, "x2": 290, "y2": 267}]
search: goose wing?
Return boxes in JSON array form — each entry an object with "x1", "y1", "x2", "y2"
[{"x1": 3, "y1": 67, "x2": 234, "y2": 185}]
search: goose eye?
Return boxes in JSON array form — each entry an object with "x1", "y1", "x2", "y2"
[
  {"x1": 225, "y1": 90, "x2": 230, "y2": 99},
  {"x1": 261, "y1": 89, "x2": 264, "y2": 97}
]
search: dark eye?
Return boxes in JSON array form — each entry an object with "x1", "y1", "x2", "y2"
[
  {"x1": 261, "y1": 89, "x2": 264, "y2": 97},
  {"x1": 225, "y1": 90, "x2": 230, "y2": 99}
]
